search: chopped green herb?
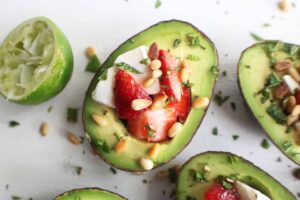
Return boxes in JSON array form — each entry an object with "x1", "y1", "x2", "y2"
[
  {"x1": 227, "y1": 155, "x2": 239, "y2": 164},
  {"x1": 168, "y1": 167, "x2": 177, "y2": 183},
  {"x1": 116, "y1": 62, "x2": 143, "y2": 74},
  {"x1": 145, "y1": 124, "x2": 156, "y2": 138},
  {"x1": 129, "y1": 39, "x2": 135, "y2": 43},
  {"x1": 244, "y1": 65, "x2": 251, "y2": 68},
  {"x1": 282, "y1": 141, "x2": 293, "y2": 152},
  {"x1": 12, "y1": 196, "x2": 21, "y2": 200},
  {"x1": 155, "y1": 0, "x2": 162, "y2": 8},
  {"x1": 186, "y1": 33, "x2": 205, "y2": 49},
  {"x1": 222, "y1": 70, "x2": 227, "y2": 77},
  {"x1": 230, "y1": 102, "x2": 236, "y2": 111},
  {"x1": 212, "y1": 127, "x2": 218, "y2": 136},
  {"x1": 227, "y1": 173, "x2": 239, "y2": 180},
  {"x1": 267, "y1": 72, "x2": 281, "y2": 88},
  {"x1": 186, "y1": 54, "x2": 201, "y2": 61},
  {"x1": 110, "y1": 167, "x2": 117, "y2": 174},
  {"x1": 232, "y1": 135, "x2": 239, "y2": 140},
  {"x1": 261, "y1": 139, "x2": 270, "y2": 149},
  {"x1": 142, "y1": 179, "x2": 148, "y2": 184},
  {"x1": 262, "y1": 23, "x2": 271, "y2": 27},
  {"x1": 250, "y1": 32, "x2": 264, "y2": 41},
  {"x1": 276, "y1": 157, "x2": 282, "y2": 162},
  {"x1": 173, "y1": 38, "x2": 182, "y2": 48},
  {"x1": 186, "y1": 196, "x2": 196, "y2": 200},
  {"x1": 288, "y1": 45, "x2": 299, "y2": 56},
  {"x1": 95, "y1": 139, "x2": 111, "y2": 153},
  {"x1": 47, "y1": 105, "x2": 53, "y2": 113},
  {"x1": 214, "y1": 91, "x2": 229, "y2": 106},
  {"x1": 75, "y1": 166, "x2": 82, "y2": 175},
  {"x1": 140, "y1": 58, "x2": 150, "y2": 65},
  {"x1": 193, "y1": 170, "x2": 207, "y2": 183},
  {"x1": 9, "y1": 121, "x2": 19, "y2": 127},
  {"x1": 222, "y1": 180, "x2": 233, "y2": 189},
  {"x1": 98, "y1": 69, "x2": 108, "y2": 81},
  {"x1": 182, "y1": 82, "x2": 194, "y2": 88},
  {"x1": 297, "y1": 193, "x2": 300, "y2": 198},
  {"x1": 259, "y1": 88, "x2": 270, "y2": 103},
  {"x1": 85, "y1": 55, "x2": 101, "y2": 73},
  {"x1": 210, "y1": 66, "x2": 219, "y2": 77},
  {"x1": 67, "y1": 108, "x2": 78, "y2": 123},
  {"x1": 266, "y1": 104, "x2": 287, "y2": 124}
]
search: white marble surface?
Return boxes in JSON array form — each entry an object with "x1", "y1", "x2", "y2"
[{"x1": 0, "y1": 0, "x2": 300, "y2": 199}]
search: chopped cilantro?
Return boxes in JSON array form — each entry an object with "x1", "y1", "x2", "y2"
[
  {"x1": 110, "y1": 167, "x2": 117, "y2": 174},
  {"x1": 95, "y1": 139, "x2": 111, "y2": 153},
  {"x1": 140, "y1": 58, "x2": 150, "y2": 65},
  {"x1": 214, "y1": 91, "x2": 229, "y2": 106},
  {"x1": 98, "y1": 69, "x2": 108, "y2": 81},
  {"x1": 193, "y1": 170, "x2": 207, "y2": 183},
  {"x1": 186, "y1": 196, "x2": 196, "y2": 200},
  {"x1": 173, "y1": 38, "x2": 182, "y2": 48},
  {"x1": 186, "y1": 33, "x2": 205, "y2": 49},
  {"x1": 12, "y1": 196, "x2": 21, "y2": 200},
  {"x1": 266, "y1": 104, "x2": 287, "y2": 124},
  {"x1": 261, "y1": 139, "x2": 270, "y2": 149},
  {"x1": 282, "y1": 141, "x2": 293, "y2": 152},
  {"x1": 222, "y1": 180, "x2": 233, "y2": 189},
  {"x1": 276, "y1": 157, "x2": 282, "y2": 162},
  {"x1": 85, "y1": 55, "x2": 101, "y2": 73},
  {"x1": 222, "y1": 70, "x2": 227, "y2": 77},
  {"x1": 186, "y1": 54, "x2": 201, "y2": 61},
  {"x1": 67, "y1": 108, "x2": 78, "y2": 123},
  {"x1": 75, "y1": 166, "x2": 82, "y2": 175},
  {"x1": 262, "y1": 23, "x2": 271, "y2": 27},
  {"x1": 259, "y1": 88, "x2": 270, "y2": 104},
  {"x1": 210, "y1": 66, "x2": 219, "y2": 77},
  {"x1": 250, "y1": 32, "x2": 264, "y2": 41},
  {"x1": 168, "y1": 167, "x2": 177, "y2": 183},
  {"x1": 227, "y1": 155, "x2": 239, "y2": 164},
  {"x1": 9, "y1": 121, "x2": 19, "y2": 127},
  {"x1": 230, "y1": 102, "x2": 236, "y2": 111},
  {"x1": 145, "y1": 124, "x2": 156, "y2": 138},
  {"x1": 245, "y1": 65, "x2": 251, "y2": 68},
  {"x1": 232, "y1": 135, "x2": 239, "y2": 140},
  {"x1": 267, "y1": 72, "x2": 281, "y2": 88},
  {"x1": 182, "y1": 82, "x2": 194, "y2": 88},
  {"x1": 155, "y1": 0, "x2": 162, "y2": 8},
  {"x1": 212, "y1": 127, "x2": 218, "y2": 136},
  {"x1": 116, "y1": 62, "x2": 143, "y2": 74},
  {"x1": 288, "y1": 45, "x2": 299, "y2": 56},
  {"x1": 47, "y1": 105, "x2": 53, "y2": 113}
]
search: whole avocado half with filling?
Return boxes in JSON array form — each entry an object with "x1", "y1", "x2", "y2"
[
  {"x1": 177, "y1": 151, "x2": 296, "y2": 200},
  {"x1": 238, "y1": 41, "x2": 300, "y2": 165},
  {"x1": 82, "y1": 20, "x2": 219, "y2": 171},
  {"x1": 54, "y1": 188, "x2": 126, "y2": 200}
]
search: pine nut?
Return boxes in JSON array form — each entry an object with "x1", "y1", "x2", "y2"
[
  {"x1": 40, "y1": 122, "x2": 49, "y2": 137},
  {"x1": 67, "y1": 132, "x2": 81, "y2": 145},
  {"x1": 151, "y1": 94, "x2": 168, "y2": 110},
  {"x1": 86, "y1": 46, "x2": 96, "y2": 58},
  {"x1": 291, "y1": 105, "x2": 300, "y2": 116},
  {"x1": 155, "y1": 170, "x2": 169, "y2": 179},
  {"x1": 294, "y1": 121, "x2": 300, "y2": 133},
  {"x1": 152, "y1": 69, "x2": 163, "y2": 78},
  {"x1": 278, "y1": 0, "x2": 292, "y2": 12},
  {"x1": 288, "y1": 68, "x2": 300, "y2": 82},
  {"x1": 192, "y1": 97, "x2": 209, "y2": 108},
  {"x1": 139, "y1": 158, "x2": 154, "y2": 170},
  {"x1": 286, "y1": 96, "x2": 296, "y2": 113},
  {"x1": 204, "y1": 165, "x2": 211, "y2": 172},
  {"x1": 287, "y1": 114, "x2": 299, "y2": 126},
  {"x1": 114, "y1": 139, "x2": 126, "y2": 153},
  {"x1": 150, "y1": 59, "x2": 162, "y2": 70},
  {"x1": 148, "y1": 143, "x2": 160, "y2": 158},
  {"x1": 168, "y1": 122, "x2": 183, "y2": 138},
  {"x1": 131, "y1": 99, "x2": 152, "y2": 111},
  {"x1": 180, "y1": 67, "x2": 189, "y2": 83},
  {"x1": 143, "y1": 77, "x2": 156, "y2": 88},
  {"x1": 92, "y1": 114, "x2": 108, "y2": 127}
]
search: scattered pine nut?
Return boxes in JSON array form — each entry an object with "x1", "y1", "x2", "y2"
[
  {"x1": 139, "y1": 158, "x2": 154, "y2": 170},
  {"x1": 67, "y1": 132, "x2": 81, "y2": 145},
  {"x1": 114, "y1": 139, "x2": 126, "y2": 153},
  {"x1": 288, "y1": 67, "x2": 300, "y2": 82},
  {"x1": 92, "y1": 114, "x2": 108, "y2": 127},
  {"x1": 168, "y1": 122, "x2": 183, "y2": 138},
  {"x1": 40, "y1": 122, "x2": 49, "y2": 137},
  {"x1": 180, "y1": 67, "x2": 189, "y2": 83},
  {"x1": 131, "y1": 99, "x2": 152, "y2": 111},
  {"x1": 204, "y1": 165, "x2": 211, "y2": 172},
  {"x1": 143, "y1": 77, "x2": 156, "y2": 88},
  {"x1": 286, "y1": 96, "x2": 296, "y2": 113},
  {"x1": 291, "y1": 105, "x2": 300, "y2": 116},
  {"x1": 86, "y1": 46, "x2": 96, "y2": 58},
  {"x1": 278, "y1": 0, "x2": 292, "y2": 12},
  {"x1": 294, "y1": 121, "x2": 300, "y2": 133},
  {"x1": 148, "y1": 143, "x2": 160, "y2": 158},
  {"x1": 192, "y1": 97, "x2": 209, "y2": 109},
  {"x1": 287, "y1": 114, "x2": 299, "y2": 126},
  {"x1": 155, "y1": 170, "x2": 169, "y2": 179},
  {"x1": 151, "y1": 94, "x2": 168, "y2": 110},
  {"x1": 150, "y1": 59, "x2": 162, "y2": 70},
  {"x1": 152, "y1": 69, "x2": 163, "y2": 78}
]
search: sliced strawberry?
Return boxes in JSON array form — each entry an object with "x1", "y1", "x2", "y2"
[
  {"x1": 175, "y1": 86, "x2": 191, "y2": 122},
  {"x1": 127, "y1": 106, "x2": 177, "y2": 142},
  {"x1": 160, "y1": 72, "x2": 182, "y2": 102},
  {"x1": 159, "y1": 50, "x2": 177, "y2": 73},
  {"x1": 114, "y1": 69, "x2": 151, "y2": 120},
  {"x1": 204, "y1": 183, "x2": 239, "y2": 200}
]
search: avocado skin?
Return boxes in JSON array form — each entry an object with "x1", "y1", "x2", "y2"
[
  {"x1": 53, "y1": 187, "x2": 127, "y2": 200},
  {"x1": 176, "y1": 151, "x2": 296, "y2": 200},
  {"x1": 237, "y1": 41, "x2": 300, "y2": 166},
  {"x1": 82, "y1": 19, "x2": 219, "y2": 172}
]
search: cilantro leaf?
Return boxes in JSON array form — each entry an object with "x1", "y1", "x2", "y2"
[
  {"x1": 86, "y1": 55, "x2": 101, "y2": 73},
  {"x1": 116, "y1": 62, "x2": 143, "y2": 74}
]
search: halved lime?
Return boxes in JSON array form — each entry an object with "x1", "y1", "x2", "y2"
[{"x1": 0, "y1": 16, "x2": 73, "y2": 104}]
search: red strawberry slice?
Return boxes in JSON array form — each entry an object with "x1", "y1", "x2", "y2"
[
  {"x1": 204, "y1": 183, "x2": 240, "y2": 200},
  {"x1": 160, "y1": 72, "x2": 182, "y2": 102},
  {"x1": 175, "y1": 86, "x2": 191, "y2": 122},
  {"x1": 127, "y1": 106, "x2": 177, "y2": 142},
  {"x1": 159, "y1": 50, "x2": 177, "y2": 73},
  {"x1": 114, "y1": 69, "x2": 151, "y2": 120}
]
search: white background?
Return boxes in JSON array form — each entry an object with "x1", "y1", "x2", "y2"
[{"x1": 0, "y1": 0, "x2": 300, "y2": 199}]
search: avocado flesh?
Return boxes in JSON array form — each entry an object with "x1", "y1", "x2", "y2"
[
  {"x1": 54, "y1": 188, "x2": 126, "y2": 200},
  {"x1": 238, "y1": 41, "x2": 300, "y2": 165},
  {"x1": 177, "y1": 151, "x2": 296, "y2": 200},
  {"x1": 82, "y1": 20, "x2": 218, "y2": 171}
]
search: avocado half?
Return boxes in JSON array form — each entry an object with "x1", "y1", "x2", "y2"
[
  {"x1": 54, "y1": 188, "x2": 126, "y2": 200},
  {"x1": 238, "y1": 41, "x2": 300, "y2": 165},
  {"x1": 82, "y1": 20, "x2": 219, "y2": 171},
  {"x1": 177, "y1": 151, "x2": 296, "y2": 200}
]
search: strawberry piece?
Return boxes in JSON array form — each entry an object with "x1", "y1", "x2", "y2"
[
  {"x1": 127, "y1": 106, "x2": 177, "y2": 142},
  {"x1": 296, "y1": 91, "x2": 300, "y2": 105},
  {"x1": 148, "y1": 42, "x2": 159, "y2": 60},
  {"x1": 204, "y1": 183, "x2": 240, "y2": 200},
  {"x1": 175, "y1": 86, "x2": 191, "y2": 122},
  {"x1": 114, "y1": 69, "x2": 151, "y2": 120},
  {"x1": 160, "y1": 72, "x2": 182, "y2": 102},
  {"x1": 159, "y1": 50, "x2": 177, "y2": 73}
]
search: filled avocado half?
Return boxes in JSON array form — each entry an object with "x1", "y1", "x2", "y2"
[
  {"x1": 82, "y1": 20, "x2": 219, "y2": 171},
  {"x1": 177, "y1": 151, "x2": 296, "y2": 200},
  {"x1": 54, "y1": 188, "x2": 126, "y2": 200},
  {"x1": 238, "y1": 41, "x2": 300, "y2": 165}
]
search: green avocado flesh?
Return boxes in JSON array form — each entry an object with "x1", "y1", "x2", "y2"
[
  {"x1": 177, "y1": 152, "x2": 295, "y2": 200},
  {"x1": 54, "y1": 188, "x2": 126, "y2": 200},
  {"x1": 0, "y1": 17, "x2": 73, "y2": 104},
  {"x1": 238, "y1": 41, "x2": 300, "y2": 165},
  {"x1": 82, "y1": 20, "x2": 218, "y2": 171}
]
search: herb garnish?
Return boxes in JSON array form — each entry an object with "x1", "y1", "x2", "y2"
[
  {"x1": 67, "y1": 108, "x2": 78, "y2": 123},
  {"x1": 210, "y1": 66, "x2": 219, "y2": 77},
  {"x1": 95, "y1": 139, "x2": 111, "y2": 153},
  {"x1": 173, "y1": 38, "x2": 182, "y2": 48},
  {"x1": 230, "y1": 102, "x2": 236, "y2": 111},
  {"x1": 12, "y1": 196, "x2": 21, "y2": 200},
  {"x1": 259, "y1": 88, "x2": 270, "y2": 103},
  {"x1": 9, "y1": 121, "x2": 19, "y2": 127},
  {"x1": 214, "y1": 91, "x2": 229, "y2": 106},
  {"x1": 250, "y1": 32, "x2": 264, "y2": 41},
  {"x1": 232, "y1": 135, "x2": 239, "y2": 140},
  {"x1": 168, "y1": 167, "x2": 177, "y2": 183},
  {"x1": 85, "y1": 55, "x2": 101, "y2": 73},
  {"x1": 222, "y1": 180, "x2": 233, "y2": 189},
  {"x1": 227, "y1": 155, "x2": 239, "y2": 164},
  {"x1": 186, "y1": 196, "x2": 196, "y2": 200},
  {"x1": 267, "y1": 72, "x2": 281, "y2": 88},
  {"x1": 193, "y1": 170, "x2": 207, "y2": 183},
  {"x1": 186, "y1": 54, "x2": 201, "y2": 61},
  {"x1": 115, "y1": 62, "x2": 143, "y2": 74},
  {"x1": 145, "y1": 124, "x2": 156, "y2": 138},
  {"x1": 110, "y1": 167, "x2": 117, "y2": 174},
  {"x1": 261, "y1": 139, "x2": 270, "y2": 149},
  {"x1": 155, "y1": 0, "x2": 162, "y2": 8},
  {"x1": 98, "y1": 69, "x2": 108, "y2": 81},
  {"x1": 75, "y1": 166, "x2": 82, "y2": 175},
  {"x1": 266, "y1": 104, "x2": 287, "y2": 124},
  {"x1": 186, "y1": 33, "x2": 205, "y2": 49},
  {"x1": 47, "y1": 105, "x2": 53, "y2": 113},
  {"x1": 282, "y1": 141, "x2": 293, "y2": 152},
  {"x1": 262, "y1": 23, "x2": 271, "y2": 28},
  {"x1": 140, "y1": 58, "x2": 150, "y2": 65},
  {"x1": 222, "y1": 70, "x2": 227, "y2": 77},
  {"x1": 212, "y1": 127, "x2": 218, "y2": 136}
]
